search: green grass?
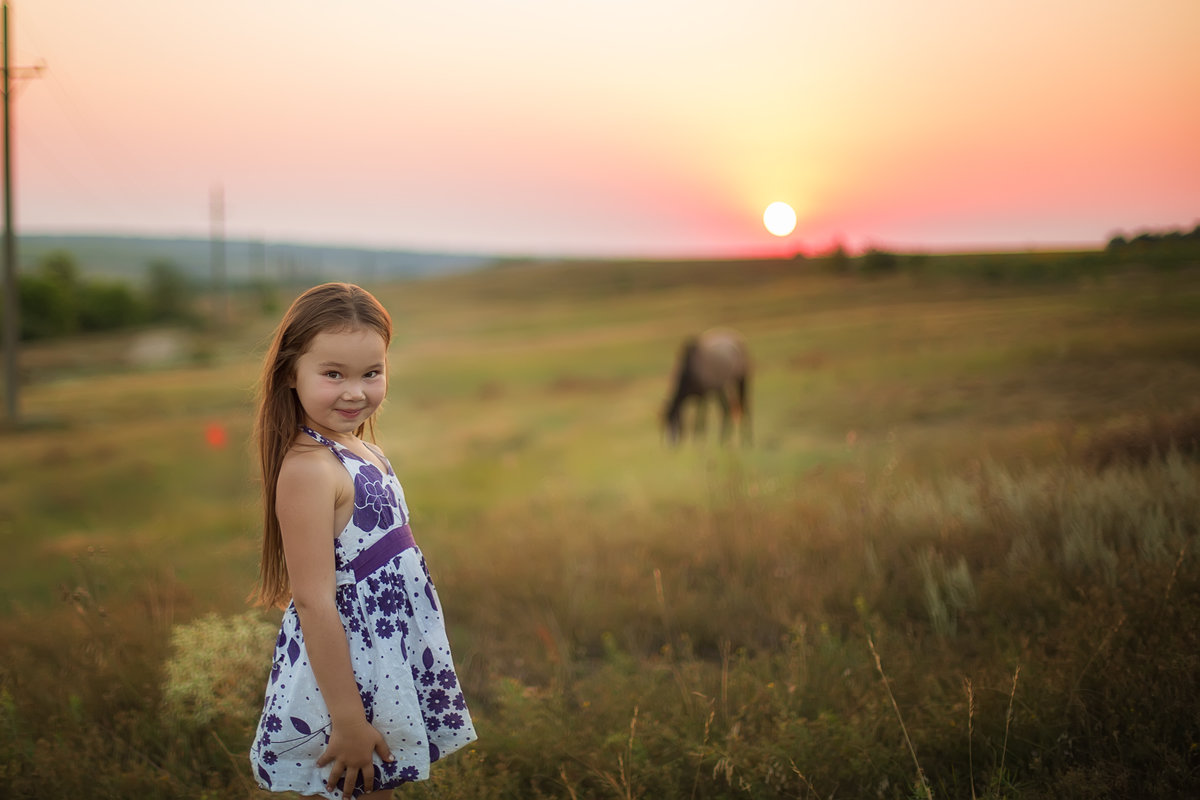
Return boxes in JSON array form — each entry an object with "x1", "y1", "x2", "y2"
[{"x1": 2, "y1": 254, "x2": 1199, "y2": 798}]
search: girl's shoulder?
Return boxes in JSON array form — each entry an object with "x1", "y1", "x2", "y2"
[
  {"x1": 320, "y1": 434, "x2": 391, "y2": 475},
  {"x1": 286, "y1": 429, "x2": 390, "y2": 475},
  {"x1": 286, "y1": 431, "x2": 336, "y2": 459},
  {"x1": 278, "y1": 436, "x2": 345, "y2": 488}
]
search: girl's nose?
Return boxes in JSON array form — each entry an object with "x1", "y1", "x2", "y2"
[{"x1": 343, "y1": 382, "x2": 366, "y2": 400}]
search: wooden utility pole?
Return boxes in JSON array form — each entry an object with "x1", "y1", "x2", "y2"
[
  {"x1": 2, "y1": 2, "x2": 17, "y2": 424},
  {"x1": 1, "y1": 2, "x2": 42, "y2": 425}
]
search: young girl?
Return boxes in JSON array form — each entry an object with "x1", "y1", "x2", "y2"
[{"x1": 250, "y1": 283, "x2": 476, "y2": 798}]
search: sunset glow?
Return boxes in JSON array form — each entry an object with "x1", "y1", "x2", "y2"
[{"x1": 12, "y1": 0, "x2": 1200, "y2": 257}]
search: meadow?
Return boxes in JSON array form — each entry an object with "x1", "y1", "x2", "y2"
[{"x1": 1, "y1": 250, "x2": 1198, "y2": 798}]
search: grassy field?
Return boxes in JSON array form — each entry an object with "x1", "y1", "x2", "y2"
[{"x1": 1, "y1": 252, "x2": 1198, "y2": 798}]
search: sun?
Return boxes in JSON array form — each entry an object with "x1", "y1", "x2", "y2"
[{"x1": 763, "y1": 201, "x2": 797, "y2": 237}]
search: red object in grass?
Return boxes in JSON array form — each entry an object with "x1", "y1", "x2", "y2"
[{"x1": 205, "y1": 422, "x2": 228, "y2": 450}]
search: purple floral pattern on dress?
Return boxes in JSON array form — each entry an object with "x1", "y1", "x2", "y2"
[
  {"x1": 427, "y1": 689, "x2": 450, "y2": 713},
  {"x1": 353, "y1": 463, "x2": 397, "y2": 531},
  {"x1": 249, "y1": 426, "x2": 476, "y2": 799}
]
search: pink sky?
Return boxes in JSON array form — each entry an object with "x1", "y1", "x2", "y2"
[{"x1": 11, "y1": 0, "x2": 1200, "y2": 257}]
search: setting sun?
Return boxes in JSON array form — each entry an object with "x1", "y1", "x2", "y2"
[{"x1": 763, "y1": 202, "x2": 797, "y2": 237}]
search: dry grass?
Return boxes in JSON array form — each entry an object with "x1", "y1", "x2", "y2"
[{"x1": 1081, "y1": 405, "x2": 1200, "y2": 470}]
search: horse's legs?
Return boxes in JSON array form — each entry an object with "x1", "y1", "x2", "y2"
[
  {"x1": 736, "y1": 375, "x2": 751, "y2": 446},
  {"x1": 717, "y1": 390, "x2": 732, "y2": 444},
  {"x1": 693, "y1": 396, "x2": 707, "y2": 439}
]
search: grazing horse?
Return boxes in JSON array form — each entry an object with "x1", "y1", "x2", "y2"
[{"x1": 662, "y1": 328, "x2": 751, "y2": 445}]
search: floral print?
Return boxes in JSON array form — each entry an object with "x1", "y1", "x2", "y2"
[
  {"x1": 353, "y1": 463, "x2": 396, "y2": 531},
  {"x1": 249, "y1": 427, "x2": 476, "y2": 799}
]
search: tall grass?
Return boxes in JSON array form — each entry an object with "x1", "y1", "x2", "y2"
[{"x1": 3, "y1": 450, "x2": 1194, "y2": 798}]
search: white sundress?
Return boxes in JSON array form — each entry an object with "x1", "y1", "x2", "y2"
[{"x1": 250, "y1": 426, "x2": 477, "y2": 798}]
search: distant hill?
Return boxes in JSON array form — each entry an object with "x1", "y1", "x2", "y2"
[{"x1": 16, "y1": 234, "x2": 494, "y2": 286}]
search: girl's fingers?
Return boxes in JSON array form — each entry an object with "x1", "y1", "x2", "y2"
[
  {"x1": 375, "y1": 737, "x2": 396, "y2": 763},
  {"x1": 320, "y1": 729, "x2": 390, "y2": 794},
  {"x1": 344, "y1": 766, "x2": 361, "y2": 796},
  {"x1": 324, "y1": 760, "x2": 344, "y2": 793}
]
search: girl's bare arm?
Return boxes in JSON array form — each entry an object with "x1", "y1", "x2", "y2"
[{"x1": 277, "y1": 450, "x2": 394, "y2": 794}]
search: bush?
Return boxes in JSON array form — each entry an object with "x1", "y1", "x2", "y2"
[
  {"x1": 861, "y1": 248, "x2": 900, "y2": 274},
  {"x1": 17, "y1": 271, "x2": 78, "y2": 339},
  {"x1": 145, "y1": 259, "x2": 195, "y2": 323},
  {"x1": 0, "y1": 253, "x2": 196, "y2": 340},
  {"x1": 79, "y1": 281, "x2": 146, "y2": 332},
  {"x1": 161, "y1": 611, "x2": 276, "y2": 730}
]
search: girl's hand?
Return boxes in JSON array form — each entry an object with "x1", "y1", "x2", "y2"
[{"x1": 317, "y1": 717, "x2": 396, "y2": 796}]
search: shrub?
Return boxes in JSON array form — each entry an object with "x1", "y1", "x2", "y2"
[
  {"x1": 0, "y1": 253, "x2": 203, "y2": 341},
  {"x1": 79, "y1": 280, "x2": 147, "y2": 331},
  {"x1": 861, "y1": 248, "x2": 900, "y2": 274},
  {"x1": 145, "y1": 259, "x2": 195, "y2": 323},
  {"x1": 16, "y1": 271, "x2": 78, "y2": 339},
  {"x1": 161, "y1": 611, "x2": 276, "y2": 730}
]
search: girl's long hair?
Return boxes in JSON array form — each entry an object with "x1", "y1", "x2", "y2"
[{"x1": 253, "y1": 282, "x2": 393, "y2": 608}]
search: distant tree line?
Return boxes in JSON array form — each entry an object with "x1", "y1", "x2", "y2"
[
  {"x1": 1107, "y1": 222, "x2": 1200, "y2": 249},
  {"x1": 806, "y1": 222, "x2": 1200, "y2": 282},
  {"x1": 1105, "y1": 223, "x2": 1200, "y2": 272},
  {"x1": 815, "y1": 243, "x2": 903, "y2": 275},
  {"x1": 0, "y1": 251, "x2": 195, "y2": 340}
]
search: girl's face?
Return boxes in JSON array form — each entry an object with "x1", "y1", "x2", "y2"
[{"x1": 291, "y1": 327, "x2": 388, "y2": 439}]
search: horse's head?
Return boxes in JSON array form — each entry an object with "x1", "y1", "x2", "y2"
[
  {"x1": 660, "y1": 335, "x2": 700, "y2": 446},
  {"x1": 662, "y1": 402, "x2": 684, "y2": 445}
]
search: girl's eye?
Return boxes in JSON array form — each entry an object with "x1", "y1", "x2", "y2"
[
  {"x1": 365, "y1": 371, "x2": 381, "y2": 379},
  {"x1": 324, "y1": 371, "x2": 342, "y2": 379}
]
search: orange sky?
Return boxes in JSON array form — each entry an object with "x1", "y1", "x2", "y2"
[{"x1": 11, "y1": 0, "x2": 1200, "y2": 257}]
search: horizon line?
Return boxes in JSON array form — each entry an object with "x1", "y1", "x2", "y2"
[{"x1": 17, "y1": 227, "x2": 1145, "y2": 262}]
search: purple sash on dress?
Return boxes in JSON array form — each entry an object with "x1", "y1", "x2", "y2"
[{"x1": 348, "y1": 524, "x2": 415, "y2": 582}]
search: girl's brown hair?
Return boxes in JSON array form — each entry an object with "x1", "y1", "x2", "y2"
[{"x1": 253, "y1": 283, "x2": 393, "y2": 608}]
